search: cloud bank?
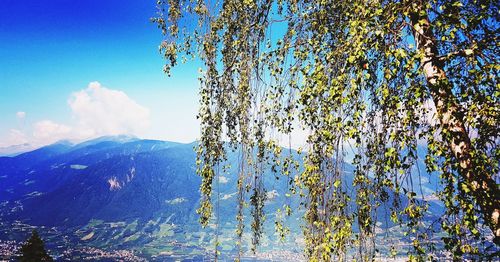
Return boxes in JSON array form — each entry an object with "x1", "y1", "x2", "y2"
[
  {"x1": 68, "y1": 81, "x2": 150, "y2": 139},
  {"x1": 1, "y1": 82, "x2": 150, "y2": 148}
]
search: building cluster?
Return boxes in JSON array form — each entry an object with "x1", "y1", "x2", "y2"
[
  {"x1": 60, "y1": 246, "x2": 146, "y2": 261},
  {"x1": 0, "y1": 240, "x2": 20, "y2": 260}
]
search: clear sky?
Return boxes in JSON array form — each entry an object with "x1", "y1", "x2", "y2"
[{"x1": 0, "y1": 0, "x2": 202, "y2": 148}]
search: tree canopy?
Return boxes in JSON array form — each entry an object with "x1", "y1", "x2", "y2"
[
  {"x1": 18, "y1": 230, "x2": 53, "y2": 262},
  {"x1": 154, "y1": 0, "x2": 499, "y2": 260}
]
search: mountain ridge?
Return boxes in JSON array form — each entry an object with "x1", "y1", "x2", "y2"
[{"x1": 0, "y1": 136, "x2": 444, "y2": 260}]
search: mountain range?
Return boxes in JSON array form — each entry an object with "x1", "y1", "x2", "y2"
[
  {"x1": 0, "y1": 136, "x2": 445, "y2": 261},
  {"x1": 0, "y1": 136, "x2": 308, "y2": 260}
]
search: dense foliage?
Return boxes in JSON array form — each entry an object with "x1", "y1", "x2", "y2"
[
  {"x1": 18, "y1": 230, "x2": 53, "y2": 262},
  {"x1": 154, "y1": 0, "x2": 499, "y2": 260}
]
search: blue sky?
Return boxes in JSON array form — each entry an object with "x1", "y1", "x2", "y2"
[{"x1": 0, "y1": 0, "x2": 201, "y2": 147}]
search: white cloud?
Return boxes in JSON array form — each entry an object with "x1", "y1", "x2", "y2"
[
  {"x1": 0, "y1": 129, "x2": 28, "y2": 147},
  {"x1": 33, "y1": 120, "x2": 72, "y2": 144},
  {"x1": 0, "y1": 81, "x2": 152, "y2": 148},
  {"x1": 16, "y1": 111, "x2": 26, "y2": 119},
  {"x1": 68, "y1": 81, "x2": 150, "y2": 138},
  {"x1": 219, "y1": 176, "x2": 229, "y2": 184},
  {"x1": 221, "y1": 192, "x2": 237, "y2": 200}
]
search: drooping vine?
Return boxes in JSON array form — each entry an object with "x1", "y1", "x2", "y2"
[{"x1": 154, "y1": 0, "x2": 499, "y2": 260}]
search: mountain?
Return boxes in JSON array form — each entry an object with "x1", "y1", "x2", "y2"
[
  {"x1": 0, "y1": 143, "x2": 33, "y2": 157},
  {"x1": 0, "y1": 136, "x2": 308, "y2": 260},
  {"x1": 0, "y1": 136, "x2": 444, "y2": 261}
]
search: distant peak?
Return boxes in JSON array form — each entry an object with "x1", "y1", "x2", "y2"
[
  {"x1": 52, "y1": 139, "x2": 75, "y2": 146},
  {"x1": 0, "y1": 143, "x2": 34, "y2": 156},
  {"x1": 90, "y1": 134, "x2": 139, "y2": 143}
]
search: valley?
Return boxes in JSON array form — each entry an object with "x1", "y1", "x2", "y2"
[
  {"x1": 0, "y1": 136, "x2": 452, "y2": 261},
  {"x1": 0, "y1": 137, "x2": 305, "y2": 260}
]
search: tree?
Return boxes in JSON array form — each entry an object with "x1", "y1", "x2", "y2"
[
  {"x1": 18, "y1": 230, "x2": 53, "y2": 262},
  {"x1": 154, "y1": 0, "x2": 499, "y2": 260}
]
